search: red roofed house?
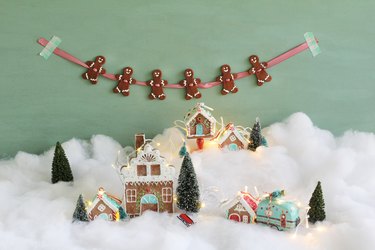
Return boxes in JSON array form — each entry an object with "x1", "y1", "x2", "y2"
[{"x1": 225, "y1": 189, "x2": 259, "y2": 224}]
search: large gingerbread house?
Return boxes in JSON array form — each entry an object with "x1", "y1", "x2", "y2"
[
  {"x1": 118, "y1": 135, "x2": 175, "y2": 217},
  {"x1": 225, "y1": 189, "x2": 259, "y2": 224},
  {"x1": 215, "y1": 123, "x2": 249, "y2": 150},
  {"x1": 87, "y1": 187, "x2": 124, "y2": 221},
  {"x1": 184, "y1": 103, "x2": 217, "y2": 139}
]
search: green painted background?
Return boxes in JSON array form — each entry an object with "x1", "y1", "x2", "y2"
[{"x1": 1, "y1": 0, "x2": 374, "y2": 157}]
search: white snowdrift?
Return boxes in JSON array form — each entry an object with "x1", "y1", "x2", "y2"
[{"x1": 0, "y1": 113, "x2": 374, "y2": 250}]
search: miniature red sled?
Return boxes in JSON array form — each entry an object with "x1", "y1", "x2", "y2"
[{"x1": 177, "y1": 213, "x2": 194, "y2": 227}]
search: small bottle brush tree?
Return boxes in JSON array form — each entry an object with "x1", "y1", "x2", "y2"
[
  {"x1": 72, "y1": 194, "x2": 89, "y2": 222},
  {"x1": 51, "y1": 141, "x2": 74, "y2": 184},
  {"x1": 308, "y1": 181, "x2": 326, "y2": 223},
  {"x1": 119, "y1": 206, "x2": 127, "y2": 220},
  {"x1": 179, "y1": 142, "x2": 187, "y2": 158},
  {"x1": 176, "y1": 152, "x2": 200, "y2": 213},
  {"x1": 248, "y1": 118, "x2": 262, "y2": 151}
]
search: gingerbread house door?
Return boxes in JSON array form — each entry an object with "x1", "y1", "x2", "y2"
[
  {"x1": 99, "y1": 213, "x2": 109, "y2": 220},
  {"x1": 228, "y1": 143, "x2": 238, "y2": 151},
  {"x1": 196, "y1": 124, "x2": 203, "y2": 136},
  {"x1": 229, "y1": 213, "x2": 240, "y2": 222},
  {"x1": 140, "y1": 194, "x2": 159, "y2": 214}
]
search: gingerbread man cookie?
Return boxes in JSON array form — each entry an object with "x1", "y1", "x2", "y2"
[
  {"x1": 216, "y1": 64, "x2": 238, "y2": 95},
  {"x1": 248, "y1": 55, "x2": 272, "y2": 86},
  {"x1": 82, "y1": 55, "x2": 106, "y2": 84},
  {"x1": 146, "y1": 69, "x2": 168, "y2": 100},
  {"x1": 179, "y1": 68, "x2": 202, "y2": 100},
  {"x1": 113, "y1": 67, "x2": 136, "y2": 96}
]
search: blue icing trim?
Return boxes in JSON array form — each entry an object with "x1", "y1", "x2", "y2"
[{"x1": 103, "y1": 193, "x2": 121, "y2": 208}]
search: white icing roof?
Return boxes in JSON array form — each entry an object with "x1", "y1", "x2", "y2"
[
  {"x1": 217, "y1": 123, "x2": 249, "y2": 146},
  {"x1": 184, "y1": 103, "x2": 217, "y2": 125},
  {"x1": 119, "y1": 143, "x2": 175, "y2": 184}
]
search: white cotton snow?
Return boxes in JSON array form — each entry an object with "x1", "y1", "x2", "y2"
[{"x1": 0, "y1": 112, "x2": 374, "y2": 250}]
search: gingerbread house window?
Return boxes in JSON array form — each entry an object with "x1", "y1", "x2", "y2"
[
  {"x1": 203, "y1": 119, "x2": 210, "y2": 128},
  {"x1": 126, "y1": 189, "x2": 137, "y2": 202},
  {"x1": 151, "y1": 164, "x2": 161, "y2": 176},
  {"x1": 235, "y1": 204, "x2": 244, "y2": 211},
  {"x1": 162, "y1": 187, "x2": 172, "y2": 203},
  {"x1": 98, "y1": 204, "x2": 106, "y2": 212},
  {"x1": 243, "y1": 215, "x2": 249, "y2": 223},
  {"x1": 137, "y1": 165, "x2": 147, "y2": 176},
  {"x1": 189, "y1": 120, "x2": 196, "y2": 127},
  {"x1": 230, "y1": 135, "x2": 236, "y2": 142}
]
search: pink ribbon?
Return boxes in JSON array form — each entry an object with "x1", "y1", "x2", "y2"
[{"x1": 38, "y1": 37, "x2": 318, "y2": 89}]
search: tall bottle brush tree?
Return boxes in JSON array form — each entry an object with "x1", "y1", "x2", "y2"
[
  {"x1": 51, "y1": 141, "x2": 74, "y2": 184},
  {"x1": 248, "y1": 118, "x2": 262, "y2": 151},
  {"x1": 72, "y1": 194, "x2": 89, "y2": 222},
  {"x1": 176, "y1": 152, "x2": 200, "y2": 213},
  {"x1": 308, "y1": 181, "x2": 326, "y2": 223}
]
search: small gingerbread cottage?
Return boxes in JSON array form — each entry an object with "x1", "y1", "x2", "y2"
[
  {"x1": 215, "y1": 123, "x2": 249, "y2": 150},
  {"x1": 118, "y1": 135, "x2": 175, "y2": 217},
  {"x1": 225, "y1": 190, "x2": 259, "y2": 224},
  {"x1": 87, "y1": 187, "x2": 125, "y2": 221},
  {"x1": 184, "y1": 103, "x2": 217, "y2": 139}
]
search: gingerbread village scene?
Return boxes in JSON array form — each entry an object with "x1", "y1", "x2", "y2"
[
  {"x1": 4, "y1": 0, "x2": 375, "y2": 246},
  {"x1": 3, "y1": 0, "x2": 375, "y2": 247},
  {"x1": 36, "y1": 33, "x2": 328, "y2": 239},
  {"x1": 51, "y1": 102, "x2": 327, "y2": 232}
]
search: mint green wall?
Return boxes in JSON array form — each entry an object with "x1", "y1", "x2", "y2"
[{"x1": 1, "y1": 0, "x2": 374, "y2": 157}]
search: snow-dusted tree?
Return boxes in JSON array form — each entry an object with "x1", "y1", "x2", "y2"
[
  {"x1": 248, "y1": 118, "x2": 262, "y2": 151},
  {"x1": 308, "y1": 181, "x2": 326, "y2": 223},
  {"x1": 176, "y1": 153, "x2": 200, "y2": 213},
  {"x1": 179, "y1": 142, "x2": 187, "y2": 158},
  {"x1": 72, "y1": 194, "x2": 89, "y2": 222},
  {"x1": 51, "y1": 141, "x2": 73, "y2": 184}
]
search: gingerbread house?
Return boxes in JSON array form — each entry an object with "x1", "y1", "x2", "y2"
[
  {"x1": 118, "y1": 135, "x2": 175, "y2": 217},
  {"x1": 87, "y1": 187, "x2": 125, "y2": 221},
  {"x1": 215, "y1": 123, "x2": 249, "y2": 150},
  {"x1": 225, "y1": 190, "x2": 259, "y2": 224},
  {"x1": 184, "y1": 103, "x2": 217, "y2": 139}
]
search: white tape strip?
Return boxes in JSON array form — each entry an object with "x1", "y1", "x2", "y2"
[
  {"x1": 304, "y1": 32, "x2": 321, "y2": 57},
  {"x1": 39, "y1": 36, "x2": 61, "y2": 60}
]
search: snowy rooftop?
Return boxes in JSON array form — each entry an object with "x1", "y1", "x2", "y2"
[{"x1": 184, "y1": 102, "x2": 217, "y2": 125}]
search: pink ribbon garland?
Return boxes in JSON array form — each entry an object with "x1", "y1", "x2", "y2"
[{"x1": 38, "y1": 37, "x2": 318, "y2": 89}]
